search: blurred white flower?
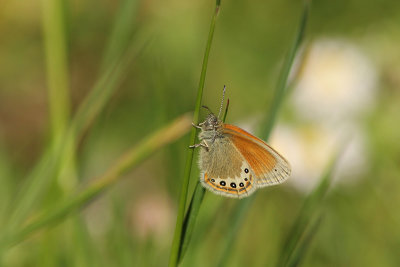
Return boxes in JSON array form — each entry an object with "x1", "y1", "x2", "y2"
[
  {"x1": 292, "y1": 38, "x2": 378, "y2": 124},
  {"x1": 270, "y1": 123, "x2": 368, "y2": 193},
  {"x1": 268, "y1": 38, "x2": 378, "y2": 192}
]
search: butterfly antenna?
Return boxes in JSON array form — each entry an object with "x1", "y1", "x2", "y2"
[
  {"x1": 201, "y1": 105, "x2": 213, "y2": 114},
  {"x1": 217, "y1": 85, "x2": 226, "y2": 119}
]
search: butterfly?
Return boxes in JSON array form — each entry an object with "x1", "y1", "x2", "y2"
[{"x1": 190, "y1": 87, "x2": 291, "y2": 199}]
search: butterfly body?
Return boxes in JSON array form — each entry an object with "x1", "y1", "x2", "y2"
[{"x1": 194, "y1": 113, "x2": 291, "y2": 199}]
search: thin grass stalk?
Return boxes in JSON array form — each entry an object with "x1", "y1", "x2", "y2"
[
  {"x1": 216, "y1": 2, "x2": 310, "y2": 265},
  {"x1": 217, "y1": 197, "x2": 255, "y2": 267},
  {"x1": 0, "y1": 150, "x2": 12, "y2": 226},
  {"x1": 109, "y1": 197, "x2": 136, "y2": 266},
  {"x1": 278, "y1": 150, "x2": 341, "y2": 267},
  {"x1": 1, "y1": 113, "x2": 191, "y2": 249},
  {"x1": 41, "y1": 0, "x2": 79, "y2": 192},
  {"x1": 71, "y1": 44, "x2": 141, "y2": 134},
  {"x1": 178, "y1": 183, "x2": 206, "y2": 262},
  {"x1": 67, "y1": 215, "x2": 96, "y2": 266},
  {"x1": 41, "y1": 0, "x2": 70, "y2": 140},
  {"x1": 285, "y1": 214, "x2": 323, "y2": 267},
  {"x1": 260, "y1": 0, "x2": 310, "y2": 139},
  {"x1": 101, "y1": 0, "x2": 139, "y2": 70},
  {"x1": 177, "y1": 98, "x2": 229, "y2": 263},
  {"x1": 168, "y1": 1, "x2": 221, "y2": 266}
]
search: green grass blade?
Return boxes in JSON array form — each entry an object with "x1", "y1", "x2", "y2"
[
  {"x1": 178, "y1": 182, "x2": 206, "y2": 263},
  {"x1": 101, "y1": 0, "x2": 139, "y2": 70},
  {"x1": 41, "y1": 0, "x2": 70, "y2": 140},
  {"x1": 1, "y1": 113, "x2": 191, "y2": 249},
  {"x1": 278, "y1": 152, "x2": 339, "y2": 267},
  {"x1": 285, "y1": 214, "x2": 323, "y2": 267},
  {"x1": 41, "y1": 0, "x2": 79, "y2": 193},
  {"x1": 108, "y1": 196, "x2": 136, "y2": 267},
  {"x1": 71, "y1": 42, "x2": 143, "y2": 135},
  {"x1": 216, "y1": 2, "x2": 310, "y2": 265},
  {"x1": 178, "y1": 98, "x2": 229, "y2": 264},
  {"x1": 217, "y1": 197, "x2": 255, "y2": 267},
  {"x1": 168, "y1": 1, "x2": 221, "y2": 266},
  {"x1": 3, "y1": 39, "x2": 146, "y2": 242},
  {"x1": 69, "y1": 216, "x2": 97, "y2": 267},
  {"x1": 260, "y1": 0, "x2": 310, "y2": 140},
  {"x1": 0, "y1": 147, "x2": 13, "y2": 226}
]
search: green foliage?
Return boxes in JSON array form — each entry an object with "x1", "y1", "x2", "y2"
[{"x1": 278, "y1": 153, "x2": 339, "y2": 267}]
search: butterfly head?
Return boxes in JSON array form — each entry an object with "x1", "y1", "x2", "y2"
[{"x1": 201, "y1": 113, "x2": 222, "y2": 131}]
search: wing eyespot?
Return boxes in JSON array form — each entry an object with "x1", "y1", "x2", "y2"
[{"x1": 203, "y1": 172, "x2": 256, "y2": 198}]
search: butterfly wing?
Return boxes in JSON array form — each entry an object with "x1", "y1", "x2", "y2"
[
  {"x1": 199, "y1": 136, "x2": 257, "y2": 199},
  {"x1": 223, "y1": 124, "x2": 291, "y2": 187},
  {"x1": 202, "y1": 169, "x2": 257, "y2": 199}
]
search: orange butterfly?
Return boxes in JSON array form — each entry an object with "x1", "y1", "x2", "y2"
[{"x1": 191, "y1": 87, "x2": 291, "y2": 198}]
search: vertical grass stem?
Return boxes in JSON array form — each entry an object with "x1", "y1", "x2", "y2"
[{"x1": 168, "y1": 1, "x2": 221, "y2": 266}]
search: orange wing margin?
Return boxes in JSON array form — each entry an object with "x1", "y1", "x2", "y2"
[
  {"x1": 223, "y1": 124, "x2": 281, "y2": 178},
  {"x1": 203, "y1": 173, "x2": 255, "y2": 198}
]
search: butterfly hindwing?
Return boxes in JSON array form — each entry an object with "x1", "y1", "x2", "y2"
[
  {"x1": 199, "y1": 136, "x2": 257, "y2": 198},
  {"x1": 202, "y1": 165, "x2": 256, "y2": 199}
]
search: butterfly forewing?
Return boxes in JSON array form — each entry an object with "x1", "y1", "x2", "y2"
[{"x1": 223, "y1": 124, "x2": 291, "y2": 187}]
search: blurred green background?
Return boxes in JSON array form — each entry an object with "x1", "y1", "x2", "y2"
[{"x1": 0, "y1": 0, "x2": 400, "y2": 266}]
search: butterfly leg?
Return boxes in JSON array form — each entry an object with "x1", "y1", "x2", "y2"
[
  {"x1": 191, "y1": 122, "x2": 202, "y2": 129},
  {"x1": 189, "y1": 141, "x2": 209, "y2": 151}
]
